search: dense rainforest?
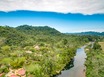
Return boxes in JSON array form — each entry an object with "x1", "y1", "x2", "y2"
[{"x1": 0, "y1": 25, "x2": 103, "y2": 77}]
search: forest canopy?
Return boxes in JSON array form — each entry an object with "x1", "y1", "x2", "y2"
[{"x1": 0, "y1": 25, "x2": 103, "y2": 77}]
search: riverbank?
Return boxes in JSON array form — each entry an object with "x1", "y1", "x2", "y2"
[
  {"x1": 57, "y1": 46, "x2": 87, "y2": 77},
  {"x1": 85, "y1": 42, "x2": 104, "y2": 77}
]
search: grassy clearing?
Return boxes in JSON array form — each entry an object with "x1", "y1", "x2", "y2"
[{"x1": 98, "y1": 42, "x2": 104, "y2": 51}]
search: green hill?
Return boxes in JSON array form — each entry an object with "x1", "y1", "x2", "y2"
[
  {"x1": 16, "y1": 25, "x2": 61, "y2": 35},
  {"x1": 0, "y1": 25, "x2": 99, "y2": 77},
  {"x1": 0, "y1": 25, "x2": 61, "y2": 46}
]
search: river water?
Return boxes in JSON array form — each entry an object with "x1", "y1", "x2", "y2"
[{"x1": 57, "y1": 46, "x2": 87, "y2": 77}]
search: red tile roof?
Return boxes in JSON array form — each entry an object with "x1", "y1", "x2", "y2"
[
  {"x1": 0, "y1": 73, "x2": 3, "y2": 77},
  {"x1": 16, "y1": 68, "x2": 26, "y2": 76}
]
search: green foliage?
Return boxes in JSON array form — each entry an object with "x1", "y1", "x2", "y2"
[
  {"x1": 16, "y1": 25, "x2": 61, "y2": 35},
  {"x1": 1, "y1": 45, "x2": 11, "y2": 51},
  {"x1": 0, "y1": 25, "x2": 93, "y2": 77},
  {"x1": 26, "y1": 63, "x2": 43, "y2": 77},
  {"x1": 0, "y1": 37, "x2": 5, "y2": 46},
  {"x1": 10, "y1": 57, "x2": 26, "y2": 69},
  {"x1": 85, "y1": 42, "x2": 104, "y2": 77},
  {"x1": 0, "y1": 65, "x2": 9, "y2": 73},
  {"x1": 62, "y1": 39, "x2": 68, "y2": 45},
  {"x1": 1, "y1": 58, "x2": 12, "y2": 65},
  {"x1": 93, "y1": 42, "x2": 102, "y2": 50}
]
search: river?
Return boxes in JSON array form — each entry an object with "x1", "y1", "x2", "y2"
[{"x1": 57, "y1": 46, "x2": 87, "y2": 77}]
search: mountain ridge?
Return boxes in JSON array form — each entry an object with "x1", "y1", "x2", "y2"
[{"x1": 66, "y1": 31, "x2": 104, "y2": 36}]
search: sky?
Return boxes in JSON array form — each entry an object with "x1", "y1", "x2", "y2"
[{"x1": 0, "y1": 0, "x2": 104, "y2": 33}]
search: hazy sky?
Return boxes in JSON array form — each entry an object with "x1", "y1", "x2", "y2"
[{"x1": 0, "y1": 0, "x2": 104, "y2": 33}]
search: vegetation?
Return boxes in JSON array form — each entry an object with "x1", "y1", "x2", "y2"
[
  {"x1": 98, "y1": 42, "x2": 104, "y2": 51},
  {"x1": 67, "y1": 31, "x2": 104, "y2": 36},
  {"x1": 85, "y1": 42, "x2": 104, "y2": 77},
  {"x1": 0, "y1": 25, "x2": 99, "y2": 77}
]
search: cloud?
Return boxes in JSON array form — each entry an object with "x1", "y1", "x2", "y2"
[{"x1": 0, "y1": 0, "x2": 104, "y2": 15}]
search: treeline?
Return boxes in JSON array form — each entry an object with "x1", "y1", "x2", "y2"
[{"x1": 0, "y1": 25, "x2": 98, "y2": 77}]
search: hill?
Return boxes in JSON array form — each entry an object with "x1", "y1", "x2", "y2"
[
  {"x1": 67, "y1": 31, "x2": 104, "y2": 36},
  {"x1": 16, "y1": 25, "x2": 61, "y2": 35},
  {"x1": 0, "y1": 25, "x2": 61, "y2": 46},
  {"x1": 0, "y1": 25, "x2": 99, "y2": 77},
  {"x1": 0, "y1": 26, "x2": 26, "y2": 46}
]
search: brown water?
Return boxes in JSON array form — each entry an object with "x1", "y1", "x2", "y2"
[{"x1": 57, "y1": 46, "x2": 87, "y2": 77}]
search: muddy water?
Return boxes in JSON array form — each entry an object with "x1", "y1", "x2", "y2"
[{"x1": 57, "y1": 46, "x2": 86, "y2": 77}]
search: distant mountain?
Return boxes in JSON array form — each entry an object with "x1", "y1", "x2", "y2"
[{"x1": 66, "y1": 31, "x2": 104, "y2": 36}]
